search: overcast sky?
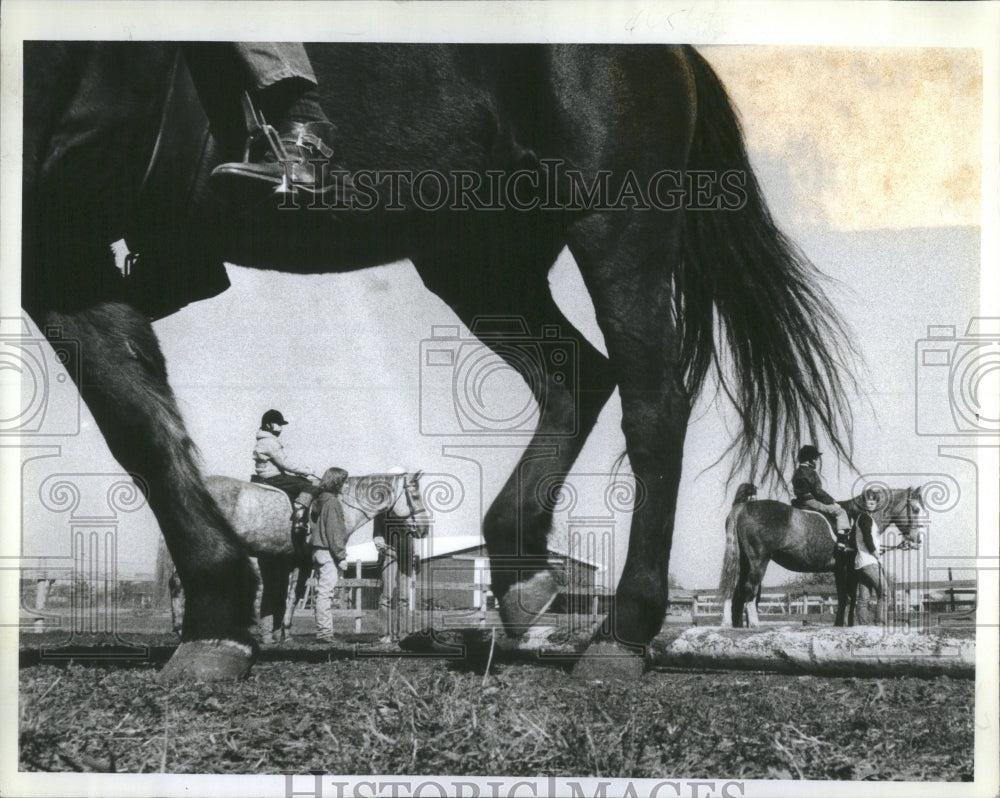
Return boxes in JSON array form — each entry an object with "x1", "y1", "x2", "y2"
[{"x1": 10, "y1": 44, "x2": 992, "y2": 591}]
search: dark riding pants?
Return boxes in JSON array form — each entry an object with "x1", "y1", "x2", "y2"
[
  {"x1": 251, "y1": 474, "x2": 318, "y2": 506},
  {"x1": 182, "y1": 42, "x2": 318, "y2": 145}
]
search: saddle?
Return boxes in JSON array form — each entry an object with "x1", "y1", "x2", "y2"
[
  {"x1": 121, "y1": 50, "x2": 230, "y2": 319},
  {"x1": 249, "y1": 479, "x2": 311, "y2": 557},
  {"x1": 791, "y1": 499, "x2": 847, "y2": 548}
]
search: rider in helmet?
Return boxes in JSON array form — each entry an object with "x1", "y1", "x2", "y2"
[
  {"x1": 791, "y1": 444, "x2": 851, "y2": 546},
  {"x1": 251, "y1": 409, "x2": 320, "y2": 543},
  {"x1": 183, "y1": 43, "x2": 351, "y2": 199}
]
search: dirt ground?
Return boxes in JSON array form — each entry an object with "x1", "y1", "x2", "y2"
[{"x1": 18, "y1": 624, "x2": 975, "y2": 780}]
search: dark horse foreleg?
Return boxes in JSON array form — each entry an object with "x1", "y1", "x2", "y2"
[
  {"x1": 416, "y1": 237, "x2": 615, "y2": 633},
  {"x1": 280, "y1": 553, "x2": 314, "y2": 636},
  {"x1": 40, "y1": 302, "x2": 257, "y2": 679},
  {"x1": 834, "y1": 553, "x2": 851, "y2": 627}
]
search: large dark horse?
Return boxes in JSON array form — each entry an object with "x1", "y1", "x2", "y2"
[
  {"x1": 23, "y1": 42, "x2": 856, "y2": 680},
  {"x1": 718, "y1": 485, "x2": 927, "y2": 627}
]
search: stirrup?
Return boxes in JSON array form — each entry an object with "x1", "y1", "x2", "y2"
[{"x1": 239, "y1": 91, "x2": 290, "y2": 165}]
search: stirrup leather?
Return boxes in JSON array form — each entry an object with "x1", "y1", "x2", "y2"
[{"x1": 239, "y1": 91, "x2": 290, "y2": 165}]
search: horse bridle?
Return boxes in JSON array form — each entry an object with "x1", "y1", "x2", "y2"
[
  {"x1": 389, "y1": 475, "x2": 425, "y2": 533},
  {"x1": 881, "y1": 487, "x2": 920, "y2": 552}
]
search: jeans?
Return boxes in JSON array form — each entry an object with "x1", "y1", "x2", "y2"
[
  {"x1": 854, "y1": 563, "x2": 887, "y2": 625},
  {"x1": 232, "y1": 43, "x2": 317, "y2": 91},
  {"x1": 312, "y1": 547, "x2": 341, "y2": 636}
]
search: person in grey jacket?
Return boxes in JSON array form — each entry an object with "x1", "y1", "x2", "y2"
[{"x1": 309, "y1": 467, "x2": 350, "y2": 643}]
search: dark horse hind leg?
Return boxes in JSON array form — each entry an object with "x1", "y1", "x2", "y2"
[
  {"x1": 39, "y1": 302, "x2": 257, "y2": 680},
  {"x1": 835, "y1": 555, "x2": 855, "y2": 627},
  {"x1": 415, "y1": 233, "x2": 616, "y2": 634},
  {"x1": 568, "y1": 211, "x2": 693, "y2": 676},
  {"x1": 257, "y1": 555, "x2": 291, "y2": 641}
]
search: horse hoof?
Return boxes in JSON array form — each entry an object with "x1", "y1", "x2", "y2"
[
  {"x1": 157, "y1": 640, "x2": 253, "y2": 683},
  {"x1": 498, "y1": 571, "x2": 559, "y2": 637},
  {"x1": 573, "y1": 641, "x2": 647, "y2": 681}
]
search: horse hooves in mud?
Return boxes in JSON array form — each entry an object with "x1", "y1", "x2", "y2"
[
  {"x1": 573, "y1": 641, "x2": 649, "y2": 681},
  {"x1": 157, "y1": 640, "x2": 254, "y2": 683},
  {"x1": 498, "y1": 571, "x2": 560, "y2": 636}
]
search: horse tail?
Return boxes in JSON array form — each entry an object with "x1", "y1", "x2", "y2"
[
  {"x1": 153, "y1": 537, "x2": 175, "y2": 610},
  {"x1": 678, "y1": 47, "x2": 858, "y2": 484},
  {"x1": 717, "y1": 491, "x2": 748, "y2": 605}
]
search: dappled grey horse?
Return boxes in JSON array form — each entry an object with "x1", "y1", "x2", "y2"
[{"x1": 157, "y1": 472, "x2": 428, "y2": 639}]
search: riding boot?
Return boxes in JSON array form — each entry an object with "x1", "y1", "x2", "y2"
[{"x1": 210, "y1": 86, "x2": 354, "y2": 199}]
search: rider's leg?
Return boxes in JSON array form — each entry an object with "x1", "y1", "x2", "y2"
[
  {"x1": 210, "y1": 43, "x2": 347, "y2": 196},
  {"x1": 259, "y1": 475, "x2": 315, "y2": 541},
  {"x1": 803, "y1": 498, "x2": 851, "y2": 534}
]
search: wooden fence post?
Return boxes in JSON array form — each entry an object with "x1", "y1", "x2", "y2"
[
  {"x1": 407, "y1": 577, "x2": 416, "y2": 636},
  {"x1": 354, "y1": 560, "x2": 363, "y2": 634},
  {"x1": 479, "y1": 566, "x2": 487, "y2": 629}
]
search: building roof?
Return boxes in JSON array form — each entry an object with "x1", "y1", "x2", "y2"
[{"x1": 415, "y1": 535, "x2": 604, "y2": 571}]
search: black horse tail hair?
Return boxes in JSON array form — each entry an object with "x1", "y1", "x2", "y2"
[
  {"x1": 717, "y1": 484, "x2": 753, "y2": 602},
  {"x1": 677, "y1": 46, "x2": 858, "y2": 487}
]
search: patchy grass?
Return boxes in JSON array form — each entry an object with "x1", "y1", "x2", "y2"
[{"x1": 19, "y1": 653, "x2": 973, "y2": 779}]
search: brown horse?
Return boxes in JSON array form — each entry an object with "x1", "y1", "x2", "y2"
[
  {"x1": 718, "y1": 485, "x2": 926, "y2": 627},
  {"x1": 23, "y1": 43, "x2": 856, "y2": 680}
]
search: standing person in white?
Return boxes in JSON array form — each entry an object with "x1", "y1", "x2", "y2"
[{"x1": 853, "y1": 491, "x2": 887, "y2": 626}]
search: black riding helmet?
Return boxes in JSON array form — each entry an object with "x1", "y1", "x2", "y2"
[
  {"x1": 261, "y1": 409, "x2": 289, "y2": 427},
  {"x1": 797, "y1": 444, "x2": 822, "y2": 462}
]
